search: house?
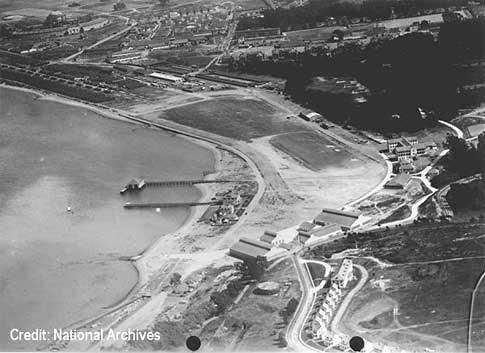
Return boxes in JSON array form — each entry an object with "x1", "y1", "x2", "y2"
[
  {"x1": 384, "y1": 173, "x2": 412, "y2": 189},
  {"x1": 332, "y1": 258, "x2": 353, "y2": 289},
  {"x1": 123, "y1": 178, "x2": 145, "y2": 191},
  {"x1": 313, "y1": 208, "x2": 361, "y2": 231},
  {"x1": 395, "y1": 145, "x2": 414, "y2": 161},
  {"x1": 222, "y1": 190, "x2": 241, "y2": 206},
  {"x1": 398, "y1": 161, "x2": 415, "y2": 174},
  {"x1": 385, "y1": 137, "x2": 436, "y2": 161},
  {"x1": 297, "y1": 221, "x2": 316, "y2": 233},
  {"x1": 298, "y1": 231, "x2": 311, "y2": 244},
  {"x1": 298, "y1": 111, "x2": 323, "y2": 122},
  {"x1": 239, "y1": 237, "x2": 272, "y2": 251},
  {"x1": 259, "y1": 231, "x2": 282, "y2": 246},
  {"x1": 309, "y1": 223, "x2": 341, "y2": 238},
  {"x1": 69, "y1": 17, "x2": 108, "y2": 34},
  {"x1": 229, "y1": 240, "x2": 268, "y2": 262},
  {"x1": 169, "y1": 38, "x2": 190, "y2": 47},
  {"x1": 149, "y1": 72, "x2": 184, "y2": 83}
]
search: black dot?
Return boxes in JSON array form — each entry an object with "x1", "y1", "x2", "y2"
[
  {"x1": 349, "y1": 336, "x2": 365, "y2": 352},
  {"x1": 186, "y1": 336, "x2": 201, "y2": 351}
]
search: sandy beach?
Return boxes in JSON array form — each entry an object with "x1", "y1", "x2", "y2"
[
  {"x1": 0, "y1": 81, "x2": 387, "y2": 352},
  {"x1": 0, "y1": 83, "x2": 227, "y2": 351}
]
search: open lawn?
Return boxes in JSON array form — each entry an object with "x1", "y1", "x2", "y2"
[
  {"x1": 467, "y1": 123, "x2": 485, "y2": 138},
  {"x1": 160, "y1": 96, "x2": 309, "y2": 141},
  {"x1": 270, "y1": 131, "x2": 355, "y2": 171},
  {"x1": 452, "y1": 115, "x2": 485, "y2": 138}
]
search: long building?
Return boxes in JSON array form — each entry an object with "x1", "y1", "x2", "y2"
[
  {"x1": 229, "y1": 241, "x2": 268, "y2": 262},
  {"x1": 149, "y1": 72, "x2": 184, "y2": 83},
  {"x1": 313, "y1": 208, "x2": 361, "y2": 231},
  {"x1": 234, "y1": 27, "x2": 281, "y2": 40},
  {"x1": 229, "y1": 236, "x2": 274, "y2": 262}
]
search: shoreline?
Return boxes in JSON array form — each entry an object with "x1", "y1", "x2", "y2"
[
  {"x1": 0, "y1": 83, "x2": 225, "y2": 335},
  {"x1": 130, "y1": 141, "x2": 222, "y2": 292}
]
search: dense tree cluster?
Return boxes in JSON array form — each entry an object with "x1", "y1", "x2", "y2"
[
  {"x1": 237, "y1": 0, "x2": 470, "y2": 31},
  {"x1": 229, "y1": 20, "x2": 484, "y2": 131},
  {"x1": 432, "y1": 133, "x2": 485, "y2": 187},
  {"x1": 443, "y1": 133, "x2": 485, "y2": 211}
]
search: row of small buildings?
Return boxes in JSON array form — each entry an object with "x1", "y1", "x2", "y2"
[
  {"x1": 229, "y1": 207, "x2": 363, "y2": 263},
  {"x1": 311, "y1": 259, "x2": 353, "y2": 339}
]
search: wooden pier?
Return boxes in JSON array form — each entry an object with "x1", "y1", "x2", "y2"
[
  {"x1": 120, "y1": 178, "x2": 253, "y2": 193},
  {"x1": 124, "y1": 201, "x2": 220, "y2": 209},
  {"x1": 144, "y1": 179, "x2": 233, "y2": 187}
]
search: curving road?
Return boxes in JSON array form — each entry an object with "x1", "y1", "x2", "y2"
[
  {"x1": 286, "y1": 255, "x2": 322, "y2": 352},
  {"x1": 438, "y1": 119, "x2": 464, "y2": 139},
  {"x1": 330, "y1": 264, "x2": 369, "y2": 336}
]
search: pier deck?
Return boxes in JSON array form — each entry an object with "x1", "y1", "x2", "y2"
[
  {"x1": 120, "y1": 179, "x2": 253, "y2": 193},
  {"x1": 124, "y1": 201, "x2": 221, "y2": 209}
]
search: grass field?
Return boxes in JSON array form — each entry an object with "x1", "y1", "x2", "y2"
[
  {"x1": 317, "y1": 222, "x2": 485, "y2": 351},
  {"x1": 467, "y1": 123, "x2": 485, "y2": 137},
  {"x1": 161, "y1": 97, "x2": 309, "y2": 141},
  {"x1": 270, "y1": 131, "x2": 354, "y2": 171}
]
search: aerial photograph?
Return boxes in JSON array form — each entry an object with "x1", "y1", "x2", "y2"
[{"x1": 0, "y1": 0, "x2": 483, "y2": 351}]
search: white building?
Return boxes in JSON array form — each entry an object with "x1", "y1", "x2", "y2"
[
  {"x1": 332, "y1": 258, "x2": 353, "y2": 289},
  {"x1": 67, "y1": 18, "x2": 109, "y2": 34},
  {"x1": 149, "y1": 72, "x2": 184, "y2": 83}
]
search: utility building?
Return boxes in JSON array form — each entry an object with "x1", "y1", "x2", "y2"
[
  {"x1": 313, "y1": 208, "x2": 361, "y2": 231},
  {"x1": 229, "y1": 240, "x2": 268, "y2": 262}
]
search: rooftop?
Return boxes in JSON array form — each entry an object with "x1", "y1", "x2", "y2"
[
  {"x1": 230, "y1": 241, "x2": 267, "y2": 258},
  {"x1": 314, "y1": 208, "x2": 360, "y2": 228},
  {"x1": 298, "y1": 221, "x2": 316, "y2": 233},
  {"x1": 239, "y1": 237, "x2": 272, "y2": 251},
  {"x1": 310, "y1": 223, "x2": 341, "y2": 237}
]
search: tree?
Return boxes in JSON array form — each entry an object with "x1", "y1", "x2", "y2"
[
  {"x1": 210, "y1": 291, "x2": 232, "y2": 313},
  {"x1": 170, "y1": 272, "x2": 181, "y2": 286},
  {"x1": 246, "y1": 256, "x2": 267, "y2": 280},
  {"x1": 158, "y1": 0, "x2": 170, "y2": 6},
  {"x1": 332, "y1": 29, "x2": 345, "y2": 41},
  {"x1": 113, "y1": 1, "x2": 126, "y2": 10},
  {"x1": 444, "y1": 134, "x2": 480, "y2": 177}
]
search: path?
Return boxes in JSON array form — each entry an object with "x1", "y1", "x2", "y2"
[{"x1": 62, "y1": 23, "x2": 136, "y2": 62}]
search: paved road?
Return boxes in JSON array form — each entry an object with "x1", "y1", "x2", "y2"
[
  {"x1": 469, "y1": 271, "x2": 485, "y2": 353},
  {"x1": 438, "y1": 119, "x2": 464, "y2": 139},
  {"x1": 330, "y1": 264, "x2": 369, "y2": 336},
  {"x1": 286, "y1": 255, "x2": 321, "y2": 352}
]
